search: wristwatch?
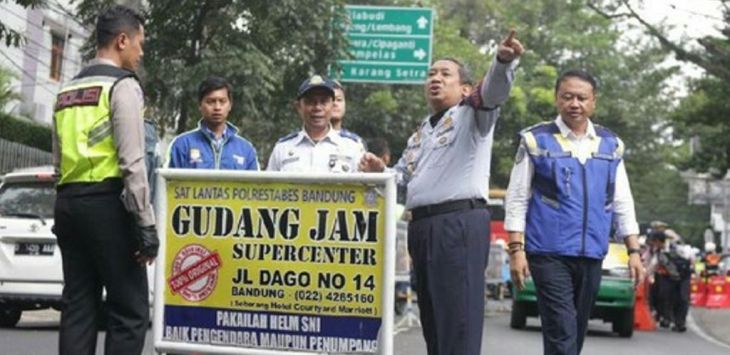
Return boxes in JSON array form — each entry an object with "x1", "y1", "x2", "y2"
[{"x1": 627, "y1": 248, "x2": 640, "y2": 256}]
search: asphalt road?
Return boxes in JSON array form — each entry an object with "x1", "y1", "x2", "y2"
[{"x1": 2, "y1": 303, "x2": 729, "y2": 355}]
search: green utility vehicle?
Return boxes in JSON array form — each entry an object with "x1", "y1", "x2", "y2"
[{"x1": 510, "y1": 243, "x2": 636, "y2": 338}]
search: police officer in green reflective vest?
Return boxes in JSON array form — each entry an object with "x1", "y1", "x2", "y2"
[{"x1": 51, "y1": 5, "x2": 157, "y2": 355}]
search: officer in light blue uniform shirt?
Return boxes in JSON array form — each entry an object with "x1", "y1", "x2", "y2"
[
  {"x1": 267, "y1": 75, "x2": 364, "y2": 172},
  {"x1": 360, "y1": 31, "x2": 524, "y2": 355}
]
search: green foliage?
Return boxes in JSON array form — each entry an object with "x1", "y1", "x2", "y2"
[
  {"x1": 0, "y1": 0, "x2": 46, "y2": 47},
  {"x1": 661, "y1": 6, "x2": 730, "y2": 178},
  {"x1": 671, "y1": 77, "x2": 730, "y2": 177},
  {"x1": 74, "y1": 0, "x2": 350, "y2": 158},
  {"x1": 594, "y1": 0, "x2": 730, "y2": 177},
  {"x1": 66, "y1": 0, "x2": 709, "y2": 230},
  {"x1": 0, "y1": 65, "x2": 21, "y2": 110},
  {"x1": 0, "y1": 112, "x2": 52, "y2": 152},
  {"x1": 631, "y1": 166, "x2": 710, "y2": 246},
  {"x1": 0, "y1": 66, "x2": 48, "y2": 150}
]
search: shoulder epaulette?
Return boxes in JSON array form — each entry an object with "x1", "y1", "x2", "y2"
[
  {"x1": 339, "y1": 129, "x2": 361, "y2": 142},
  {"x1": 593, "y1": 124, "x2": 618, "y2": 138},
  {"x1": 520, "y1": 121, "x2": 555, "y2": 135},
  {"x1": 278, "y1": 131, "x2": 298, "y2": 143}
]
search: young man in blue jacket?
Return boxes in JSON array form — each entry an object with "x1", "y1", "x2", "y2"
[{"x1": 167, "y1": 76, "x2": 259, "y2": 170}]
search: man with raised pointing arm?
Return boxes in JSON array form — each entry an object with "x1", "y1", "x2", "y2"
[{"x1": 360, "y1": 30, "x2": 524, "y2": 355}]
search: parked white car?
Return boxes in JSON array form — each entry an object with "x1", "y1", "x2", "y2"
[{"x1": 0, "y1": 166, "x2": 61, "y2": 327}]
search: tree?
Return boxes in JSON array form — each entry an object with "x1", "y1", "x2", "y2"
[
  {"x1": 589, "y1": 0, "x2": 730, "y2": 177},
  {"x1": 74, "y1": 0, "x2": 350, "y2": 158},
  {"x1": 0, "y1": 65, "x2": 21, "y2": 110},
  {"x1": 0, "y1": 0, "x2": 45, "y2": 47},
  {"x1": 434, "y1": 0, "x2": 677, "y2": 185},
  {"x1": 428, "y1": 0, "x2": 713, "y2": 237}
]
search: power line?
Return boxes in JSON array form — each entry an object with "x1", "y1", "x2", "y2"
[
  {"x1": 48, "y1": 0, "x2": 91, "y2": 30},
  {"x1": 0, "y1": 4, "x2": 83, "y2": 68},
  {"x1": 665, "y1": 2, "x2": 726, "y2": 22},
  {"x1": 0, "y1": 50, "x2": 59, "y2": 96},
  {"x1": 0, "y1": 10, "x2": 77, "y2": 82},
  {"x1": 0, "y1": 7, "x2": 83, "y2": 83},
  {"x1": 0, "y1": 4, "x2": 81, "y2": 48}
]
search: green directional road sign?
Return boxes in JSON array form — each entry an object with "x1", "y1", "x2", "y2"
[{"x1": 332, "y1": 5, "x2": 434, "y2": 84}]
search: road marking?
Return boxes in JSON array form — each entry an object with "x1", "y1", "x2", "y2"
[{"x1": 687, "y1": 309, "x2": 730, "y2": 350}]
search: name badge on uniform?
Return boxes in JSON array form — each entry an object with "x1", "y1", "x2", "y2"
[
  {"x1": 233, "y1": 154, "x2": 245, "y2": 165},
  {"x1": 282, "y1": 156, "x2": 300, "y2": 165},
  {"x1": 329, "y1": 154, "x2": 351, "y2": 173},
  {"x1": 443, "y1": 115, "x2": 453, "y2": 128}
]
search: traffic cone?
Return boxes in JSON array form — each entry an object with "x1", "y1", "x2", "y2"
[{"x1": 633, "y1": 281, "x2": 656, "y2": 331}]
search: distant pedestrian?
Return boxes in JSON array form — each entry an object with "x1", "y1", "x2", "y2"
[
  {"x1": 368, "y1": 137, "x2": 391, "y2": 166},
  {"x1": 655, "y1": 237, "x2": 692, "y2": 332}
]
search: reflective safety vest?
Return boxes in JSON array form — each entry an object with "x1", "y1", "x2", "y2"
[
  {"x1": 54, "y1": 65, "x2": 138, "y2": 185},
  {"x1": 521, "y1": 122, "x2": 623, "y2": 259}
]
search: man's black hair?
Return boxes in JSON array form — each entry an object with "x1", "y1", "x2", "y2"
[
  {"x1": 332, "y1": 79, "x2": 345, "y2": 93},
  {"x1": 368, "y1": 138, "x2": 391, "y2": 158},
  {"x1": 432, "y1": 57, "x2": 473, "y2": 86},
  {"x1": 555, "y1": 69, "x2": 598, "y2": 94},
  {"x1": 96, "y1": 5, "x2": 145, "y2": 48},
  {"x1": 198, "y1": 76, "x2": 233, "y2": 103}
]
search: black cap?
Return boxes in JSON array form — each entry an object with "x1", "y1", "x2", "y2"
[
  {"x1": 648, "y1": 230, "x2": 667, "y2": 241},
  {"x1": 297, "y1": 75, "x2": 336, "y2": 99}
]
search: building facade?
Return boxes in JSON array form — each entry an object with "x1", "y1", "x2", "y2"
[{"x1": 0, "y1": 0, "x2": 89, "y2": 126}]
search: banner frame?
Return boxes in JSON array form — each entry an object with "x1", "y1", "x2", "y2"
[{"x1": 152, "y1": 169, "x2": 397, "y2": 355}]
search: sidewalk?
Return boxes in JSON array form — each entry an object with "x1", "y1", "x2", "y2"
[{"x1": 691, "y1": 306, "x2": 730, "y2": 347}]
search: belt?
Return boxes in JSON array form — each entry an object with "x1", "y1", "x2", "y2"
[{"x1": 411, "y1": 198, "x2": 487, "y2": 221}]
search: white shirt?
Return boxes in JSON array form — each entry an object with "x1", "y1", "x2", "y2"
[
  {"x1": 267, "y1": 127, "x2": 364, "y2": 173},
  {"x1": 504, "y1": 116, "x2": 640, "y2": 238}
]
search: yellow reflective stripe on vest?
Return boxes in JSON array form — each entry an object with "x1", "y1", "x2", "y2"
[
  {"x1": 552, "y1": 133, "x2": 603, "y2": 158},
  {"x1": 522, "y1": 131, "x2": 540, "y2": 155},
  {"x1": 54, "y1": 76, "x2": 122, "y2": 185}
]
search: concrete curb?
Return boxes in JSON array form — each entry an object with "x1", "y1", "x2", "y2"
[{"x1": 687, "y1": 309, "x2": 730, "y2": 350}]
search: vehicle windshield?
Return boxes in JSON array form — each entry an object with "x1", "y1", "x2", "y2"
[
  {"x1": 602, "y1": 243, "x2": 630, "y2": 276},
  {"x1": 0, "y1": 181, "x2": 56, "y2": 219}
]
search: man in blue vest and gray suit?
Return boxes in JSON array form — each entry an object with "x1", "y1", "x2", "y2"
[{"x1": 505, "y1": 69, "x2": 645, "y2": 355}]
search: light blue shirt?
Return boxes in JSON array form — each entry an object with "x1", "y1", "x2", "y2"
[
  {"x1": 393, "y1": 56, "x2": 517, "y2": 209},
  {"x1": 203, "y1": 124, "x2": 227, "y2": 151}
]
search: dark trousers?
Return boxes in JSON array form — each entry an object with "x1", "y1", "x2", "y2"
[
  {"x1": 527, "y1": 254, "x2": 602, "y2": 355},
  {"x1": 656, "y1": 275, "x2": 690, "y2": 327},
  {"x1": 408, "y1": 208, "x2": 490, "y2": 355},
  {"x1": 54, "y1": 192, "x2": 149, "y2": 355}
]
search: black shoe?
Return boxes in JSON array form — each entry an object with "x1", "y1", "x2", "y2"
[
  {"x1": 672, "y1": 325, "x2": 687, "y2": 332},
  {"x1": 660, "y1": 320, "x2": 671, "y2": 328}
]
